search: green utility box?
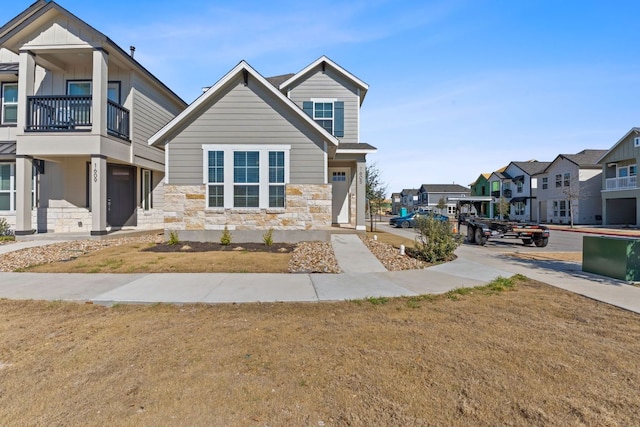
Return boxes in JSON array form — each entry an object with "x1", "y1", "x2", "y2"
[{"x1": 582, "y1": 236, "x2": 640, "y2": 281}]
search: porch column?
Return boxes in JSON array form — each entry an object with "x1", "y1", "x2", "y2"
[
  {"x1": 17, "y1": 50, "x2": 35, "y2": 134},
  {"x1": 355, "y1": 160, "x2": 366, "y2": 231},
  {"x1": 92, "y1": 48, "x2": 108, "y2": 136},
  {"x1": 90, "y1": 155, "x2": 107, "y2": 235},
  {"x1": 15, "y1": 155, "x2": 33, "y2": 235}
]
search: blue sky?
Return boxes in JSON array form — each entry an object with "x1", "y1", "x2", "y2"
[{"x1": 5, "y1": 1, "x2": 640, "y2": 194}]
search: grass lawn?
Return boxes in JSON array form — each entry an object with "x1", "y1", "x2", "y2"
[{"x1": 1, "y1": 276, "x2": 638, "y2": 425}]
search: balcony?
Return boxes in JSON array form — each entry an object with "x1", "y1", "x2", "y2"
[
  {"x1": 605, "y1": 176, "x2": 637, "y2": 191},
  {"x1": 26, "y1": 95, "x2": 130, "y2": 140}
]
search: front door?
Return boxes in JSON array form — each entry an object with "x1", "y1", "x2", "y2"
[
  {"x1": 107, "y1": 165, "x2": 136, "y2": 227},
  {"x1": 330, "y1": 168, "x2": 350, "y2": 224}
]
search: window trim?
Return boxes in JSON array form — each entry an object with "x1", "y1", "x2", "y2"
[
  {"x1": 0, "y1": 162, "x2": 36, "y2": 212},
  {"x1": 202, "y1": 144, "x2": 290, "y2": 209},
  {"x1": 541, "y1": 177, "x2": 548, "y2": 190},
  {"x1": 1, "y1": 82, "x2": 18, "y2": 125},
  {"x1": 142, "y1": 169, "x2": 153, "y2": 211},
  {"x1": 66, "y1": 80, "x2": 122, "y2": 103},
  {"x1": 311, "y1": 98, "x2": 336, "y2": 135}
]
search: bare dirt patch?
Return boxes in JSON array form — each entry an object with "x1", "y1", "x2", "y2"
[{"x1": 0, "y1": 277, "x2": 639, "y2": 426}]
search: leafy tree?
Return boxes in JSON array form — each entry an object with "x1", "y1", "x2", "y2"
[
  {"x1": 496, "y1": 196, "x2": 510, "y2": 220},
  {"x1": 436, "y1": 197, "x2": 447, "y2": 215},
  {"x1": 410, "y1": 216, "x2": 461, "y2": 263},
  {"x1": 366, "y1": 162, "x2": 388, "y2": 231}
]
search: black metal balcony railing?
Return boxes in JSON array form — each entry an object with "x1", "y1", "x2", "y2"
[
  {"x1": 26, "y1": 95, "x2": 130, "y2": 140},
  {"x1": 107, "y1": 99, "x2": 130, "y2": 140}
]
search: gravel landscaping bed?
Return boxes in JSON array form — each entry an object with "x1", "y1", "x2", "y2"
[{"x1": 0, "y1": 234, "x2": 425, "y2": 273}]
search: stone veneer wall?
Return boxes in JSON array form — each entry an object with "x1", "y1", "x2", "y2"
[{"x1": 164, "y1": 184, "x2": 332, "y2": 231}]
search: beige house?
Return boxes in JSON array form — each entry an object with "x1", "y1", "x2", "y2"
[
  {"x1": 0, "y1": 1, "x2": 186, "y2": 236},
  {"x1": 599, "y1": 128, "x2": 640, "y2": 225},
  {"x1": 149, "y1": 57, "x2": 375, "y2": 242}
]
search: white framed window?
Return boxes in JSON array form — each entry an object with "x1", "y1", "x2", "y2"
[
  {"x1": 635, "y1": 137, "x2": 640, "y2": 147},
  {"x1": 515, "y1": 202, "x2": 525, "y2": 216},
  {"x1": 516, "y1": 181, "x2": 523, "y2": 193},
  {"x1": 313, "y1": 102, "x2": 333, "y2": 134},
  {"x1": 563, "y1": 173, "x2": 570, "y2": 187},
  {"x1": 1, "y1": 83, "x2": 18, "y2": 125},
  {"x1": 0, "y1": 163, "x2": 36, "y2": 211},
  {"x1": 552, "y1": 201, "x2": 558, "y2": 217},
  {"x1": 542, "y1": 177, "x2": 548, "y2": 190},
  {"x1": 631, "y1": 165, "x2": 637, "y2": 176},
  {"x1": 142, "y1": 169, "x2": 152, "y2": 211},
  {"x1": 447, "y1": 205, "x2": 456, "y2": 215},
  {"x1": 207, "y1": 151, "x2": 224, "y2": 208},
  {"x1": 555, "y1": 174, "x2": 562, "y2": 188},
  {"x1": 559, "y1": 200, "x2": 567, "y2": 217},
  {"x1": 203, "y1": 145, "x2": 290, "y2": 209}
]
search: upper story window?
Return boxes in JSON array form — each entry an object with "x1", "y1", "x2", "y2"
[
  {"x1": 555, "y1": 174, "x2": 562, "y2": 188},
  {"x1": 563, "y1": 173, "x2": 570, "y2": 187},
  {"x1": 516, "y1": 181, "x2": 523, "y2": 193},
  {"x1": 67, "y1": 81, "x2": 121, "y2": 103},
  {"x1": 302, "y1": 100, "x2": 344, "y2": 137},
  {"x1": 542, "y1": 177, "x2": 548, "y2": 190},
  {"x1": 1, "y1": 83, "x2": 18, "y2": 125},
  {"x1": 203, "y1": 145, "x2": 290, "y2": 209}
]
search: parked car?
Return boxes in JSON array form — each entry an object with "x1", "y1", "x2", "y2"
[{"x1": 389, "y1": 212, "x2": 449, "y2": 228}]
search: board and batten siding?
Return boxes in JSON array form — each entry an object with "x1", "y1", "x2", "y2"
[
  {"x1": 168, "y1": 75, "x2": 326, "y2": 186},
  {"x1": 602, "y1": 134, "x2": 640, "y2": 163},
  {"x1": 131, "y1": 75, "x2": 182, "y2": 169},
  {"x1": 287, "y1": 68, "x2": 360, "y2": 145}
]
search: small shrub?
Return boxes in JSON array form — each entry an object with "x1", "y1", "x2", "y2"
[
  {"x1": 366, "y1": 296, "x2": 389, "y2": 305},
  {"x1": 410, "y1": 217, "x2": 462, "y2": 263},
  {"x1": 0, "y1": 217, "x2": 13, "y2": 236},
  {"x1": 220, "y1": 225, "x2": 232, "y2": 246},
  {"x1": 168, "y1": 231, "x2": 180, "y2": 245},
  {"x1": 263, "y1": 228, "x2": 274, "y2": 246}
]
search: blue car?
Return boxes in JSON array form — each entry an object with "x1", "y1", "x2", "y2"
[{"x1": 389, "y1": 212, "x2": 449, "y2": 228}]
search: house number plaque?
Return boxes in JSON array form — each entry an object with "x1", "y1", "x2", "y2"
[{"x1": 93, "y1": 163, "x2": 98, "y2": 183}]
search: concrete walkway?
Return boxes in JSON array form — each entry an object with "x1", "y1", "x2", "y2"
[{"x1": 0, "y1": 231, "x2": 639, "y2": 314}]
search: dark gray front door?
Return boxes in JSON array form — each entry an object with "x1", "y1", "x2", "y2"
[{"x1": 107, "y1": 165, "x2": 136, "y2": 227}]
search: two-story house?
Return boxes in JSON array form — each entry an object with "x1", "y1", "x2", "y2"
[
  {"x1": 599, "y1": 128, "x2": 640, "y2": 225},
  {"x1": 0, "y1": 1, "x2": 186, "y2": 236},
  {"x1": 390, "y1": 192, "x2": 401, "y2": 215},
  {"x1": 469, "y1": 173, "x2": 491, "y2": 216},
  {"x1": 149, "y1": 57, "x2": 375, "y2": 242},
  {"x1": 489, "y1": 161, "x2": 550, "y2": 221},
  {"x1": 399, "y1": 188, "x2": 419, "y2": 212},
  {"x1": 416, "y1": 184, "x2": 470, "y2": 216},
  {"x1": 536, "y1": 149, "x2": 607, "y2": 225}
]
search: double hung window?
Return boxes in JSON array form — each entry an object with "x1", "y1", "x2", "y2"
[{"x1": 1, "y1": 83, "x2": 17, "y2": 125}]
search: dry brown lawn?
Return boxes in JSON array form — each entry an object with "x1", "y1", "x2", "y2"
[
  {"x1": 1, "y1": 277, "x2": 639, "y2": 426},
  {"x1": 23, "y1": 241, "x2": 291, "y2": 273},
  {"x1": 510, "y1": 251, "x2": 582, "y2": 262},
  {"x1": 366, "y1": 229, "x2": 415, "y2": 248}
]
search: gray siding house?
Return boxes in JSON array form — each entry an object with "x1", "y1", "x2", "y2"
[
  {"x1": 599, "y1": 128, "x2": 640, "y2": 225},
  {"x1": 416, "y1": 184, "x2": 470, "y2": 216},
  {"x1": 0, "y1": 1, "x2": 186, "y2": 236},
  {"x1": 536, "y1": 149, "x2": 607, "y2": 225},
  {"x1": 149, "y1": 57, "x2": 375, "y2": 242}
]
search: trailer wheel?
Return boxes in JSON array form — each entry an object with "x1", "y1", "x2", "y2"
[
  {"x1": 467, "y1": 225, "x2": 476, "y2": 244},
  {"x1": 400, "y1": 221, "x2": 410, "y2": 229},
  {"x1": 522, "y1": 238, "x2": 533, "y2": 245},
  {"x1": 534, "y1": 237, "x2": 549, "y2": 247},
  {"x1": 475, "y1": 228, "x2": 487, "y2": 246}
]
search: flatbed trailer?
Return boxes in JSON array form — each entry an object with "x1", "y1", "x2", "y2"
[{"x1": 463, "y1": 217, "x2": 550, "y2": 247}]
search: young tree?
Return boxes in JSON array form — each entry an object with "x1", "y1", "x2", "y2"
[
  {"x1": 436, "y1": 197, "x2": 447, "y2": 215},
  {"x1": 366, "y1": 162, "x2": 388, "y2": 231},
  {"x1": 496, "y1": 196, "x2": 510, "y2": 220}
]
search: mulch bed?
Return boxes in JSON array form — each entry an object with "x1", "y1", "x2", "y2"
[{"x1": 144, "y1": 241, "x2": 296, "y2": 253}]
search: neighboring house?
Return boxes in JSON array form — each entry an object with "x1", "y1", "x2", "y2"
[
  {"x1": 416, "y1": 184, "x2": 470, "y2": 216},
  {"x1": 489, "y1": 161, "x2": 550, "y2": 221},
  {"x1": 469, "y1": 173, "x2": 491, "y2": 216},
  {"x1": 536, "y1": 149, "x2": 607, "y2": 225},
  {"x1": 390, "y1": 192, "x2": 401, "y2": 215},
  {"x1": 399, "y1": 188, "x2": 419, "y2": 212},
  {"x1": 0, "y1": 1, "x2": 186, "y2": 236},
  {"x1": 599, "y1": 128, "x2": 640, "y2": 225},
  {"x1": 149, "y1": 56, "x2": 375, "y2": 242}
]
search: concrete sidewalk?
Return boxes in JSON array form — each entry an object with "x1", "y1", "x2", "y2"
[{"x1": 0, "y1": 231, "x2": 639, "y2": 314}]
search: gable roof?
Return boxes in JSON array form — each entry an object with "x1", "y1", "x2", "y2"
[
  {"x1": 149, "y1": 60, "x2": 340, "y2": 147},
  {"x1": 279, "y1": 56, "x2": 369, "y2": 105},
  {"x1": 469, "y1": 173, "x2": 491, "y2": 186},
  {"x1": 556, "y1": 149, "x2": 609, "y2": 170},
  {"x1": 266, "y1": 73, "x2": 295, "y2": 88},
  {"x1": 419, "y1": 184, "x2": 470, "y2": 193},
  {"x1": 598, "y1": 127, "x2": 640, "y2": 164},
  {"x1": 509, "y1": 160, "x2": 551, "y2": 176},
  {"x1": 401, "y1": 188, "x2": 419, "y2": 196},
  {"x1": 0, "y1": 0, "x2": 186, "y2": 108}
]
